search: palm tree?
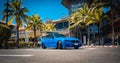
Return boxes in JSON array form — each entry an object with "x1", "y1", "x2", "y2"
[
  {"x1": 91, "y1": 8, "x2": 108, "y2": 45},
  {"x1": 93, "y1": 0, "x2": 117, "y2": 46},
  {"x1": 2, "y1": 0, "x2": 29, "y2": 47},
  {"x1": 43, "y1": 23, "x2": 56, "y2": 32},
  {"x1": 90, "y1": 0, "x2": 113, "y2": 46},
  {"x1": 68, "y1": 2, "x2": 107, "y2": 45},
  {"x1": 109, "y1": 0, "x2": 120, "y2": 46},
  {"x1": 68, "y1": 3, "x2": 95, "y2": 45},
  {"x1": 109, "y1": 0, "x2": 116, "y2": 46},
  {"x1": 25, "y1": 14, "x2": 42, "y2": 46}
]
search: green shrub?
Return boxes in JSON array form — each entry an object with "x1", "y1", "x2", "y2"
[
  {"x1": 0, "y1": 24, "x2": 11, "y2": 48},
  {"x1": 6, "y1": 42, "x2": 35, "y2": 48},
  {"x1": 8, "y1": 42, "x2": 16, "y2": 48},
  {"x1": 2, "y1": 41, "x2": 40, "y2": 48}
]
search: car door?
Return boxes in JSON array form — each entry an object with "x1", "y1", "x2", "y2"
[{"x1": 45, "y1": 32, "x2": 54, "y2": 47}]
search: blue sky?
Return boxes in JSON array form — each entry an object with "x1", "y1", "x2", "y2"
[{"x1": 0, "y1": 0, "x2": 68, "y2": 23}]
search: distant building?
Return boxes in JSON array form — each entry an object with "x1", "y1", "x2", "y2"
[
  {"x1": 52, "y1": 19, "x2": 70, "y2": 36},
  {"x1": 61, "y1": 0, "x2": 91, "y2": 14},
  {"x1": 0, "y1": 20, "x2": 41, "y2": 42},
  {"x1": 53, "y1": 19, "x2": 69, "y2": 30}
]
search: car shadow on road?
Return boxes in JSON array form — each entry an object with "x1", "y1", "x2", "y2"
[{"x1": 46, "y1": 47, "x2": 85, "y2": 50}]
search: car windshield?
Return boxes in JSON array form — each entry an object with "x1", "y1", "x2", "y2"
[{"x1": 54, "y1": 33, "x2": 66, "y2": 37}]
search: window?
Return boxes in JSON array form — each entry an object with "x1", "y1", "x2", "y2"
[
  {"x1": 64, "y1": 22, "x2": 69, "y2": 28},
  {"x1": 54, "y1": 33, "x2": 66, "y2": 37},
  {"x1": 46, "y1": 33, "x2": 53, "y2": 38}
]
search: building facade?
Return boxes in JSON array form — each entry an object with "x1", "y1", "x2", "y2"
[
  {"x1": 52, "y1": 19, "x2": 70, "y2": 36},
  {"x1": 61, "y1": 0, "x2": 89, "y2": 14},
  {"x1": 103, "y1": 0, "x2": 120, "y2": 38},
  {"x1": 62, "y1": 0, "x2": 120, "y2": 44},
  {"x1": 61, "y1": 0, "x2": 91, "y2": 42}
]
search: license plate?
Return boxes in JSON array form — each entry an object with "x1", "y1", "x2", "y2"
[{"x1": 74, "y1": 43, "x2": 78, "y2": 45}]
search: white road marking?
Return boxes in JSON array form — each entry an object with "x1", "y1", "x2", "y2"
[
  {"x1": 0, "y1": 55, "x2": 33, "y2": 57},
  {"x1": 85, "y1": 48, "x2": 96, "y2": 50}
]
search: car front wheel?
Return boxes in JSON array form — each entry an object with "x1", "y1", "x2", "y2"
[
  {"x1": 74, "y1": 45, "x2": 79, "y2": 49},
  {"x1": 42, "y1": 43, "x2": 46, "y2": 49},
  {"x1": 57, "y1": 41, "x2": 63, "y2": 49}
]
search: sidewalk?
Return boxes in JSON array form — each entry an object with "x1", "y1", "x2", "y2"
[{"x1": 81, "y1": 45, "x2": 119, "y2": 48}]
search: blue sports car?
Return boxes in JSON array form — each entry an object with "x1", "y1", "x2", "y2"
[{"x1": 40, "y1": 32, "x2": 82, "y2": 49}]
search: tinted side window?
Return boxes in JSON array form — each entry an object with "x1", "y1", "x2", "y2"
[{"x1": 46, "y1": 33, "x2": 53, "y2": 38}]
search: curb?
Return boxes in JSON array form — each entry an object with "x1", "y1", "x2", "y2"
[{"x1": 81, "y1": 45, "x2": 118, "y2": 48}]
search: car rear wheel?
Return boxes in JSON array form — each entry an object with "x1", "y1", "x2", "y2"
[
  {"x1": 42, "y1": 43, "x2": 46, "y2": 49},
  {"x1": 57, "y1": 41, "x2": 63, "y2": 49}
]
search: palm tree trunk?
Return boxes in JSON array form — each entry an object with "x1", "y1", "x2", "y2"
[
  {"x1": 5, "y1": 0, "x2": 9, "y2": 48},
  {"x1": 39, "y1": 29, "x2": 42, "y2": 39},
  {"x1": 33, "y1": 25, "x2": 37, "y2": 47},
  {"x1": 79, "y1": 29, "x2": 82, "y2": 42},
  {"x1": 98, "y1": 24, "x2": 100, "y2": 46},
  {"x1": 111, "y1": 11, "x2": 115, "y2": 46},
  {"x1": 87, "y1": 26, "x2": 90, "y2": 46},
  {"x1": 16, "y1": 25, "x2": 19, "y2": 47}
]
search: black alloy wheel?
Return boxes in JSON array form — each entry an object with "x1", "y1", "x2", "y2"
[
  {"x1": 57, "y1": 41, "x2": 63, "y2": 49},
  {"x1": 74, "y1": 45, "x2": 79, "y2": 49},
  {"x1": 42, "y1": 43, "x2": 46, "y2": 49}
]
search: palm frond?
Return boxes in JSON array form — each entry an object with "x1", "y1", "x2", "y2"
[
  {"x1": 8, "y1": 16, "x2": 14, "y2": 26},
  {"x1": 68, "y1": 19, "x2": 83, "y2": 29},
  {"x1": 25, "y1": 25, "x2": 32, "y2": 31}
]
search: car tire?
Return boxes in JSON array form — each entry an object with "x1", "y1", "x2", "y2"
[
  {"x1": 74, "y1": 46, "x2": 79, "y2": 49},
  {"x1": 42, "y1": 43, "x2": 46, "y2": 49},
  {"x1": 57, "y1": 41, "x2": 63, "y2": 49}
]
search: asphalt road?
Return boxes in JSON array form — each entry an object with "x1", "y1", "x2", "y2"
[{"x1": 0, "y1": 47, "x2": 120, "y2": 63}]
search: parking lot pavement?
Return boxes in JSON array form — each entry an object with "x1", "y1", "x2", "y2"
[{"x1": 0, "y1": 47, "x2": 120, "y2": 63}]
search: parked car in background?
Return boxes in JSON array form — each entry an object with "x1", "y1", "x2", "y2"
[{"x1": 40, "y1": 32, "x2": 82, "y2": 49}]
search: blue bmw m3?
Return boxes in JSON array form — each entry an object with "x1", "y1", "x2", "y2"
[{"x1": 40, "y1": 32, "x2": 82, "y2": 49}]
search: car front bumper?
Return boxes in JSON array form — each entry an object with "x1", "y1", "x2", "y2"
[{"x1": 63, "y1": 41, "x2": 82, "y2": 48}]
